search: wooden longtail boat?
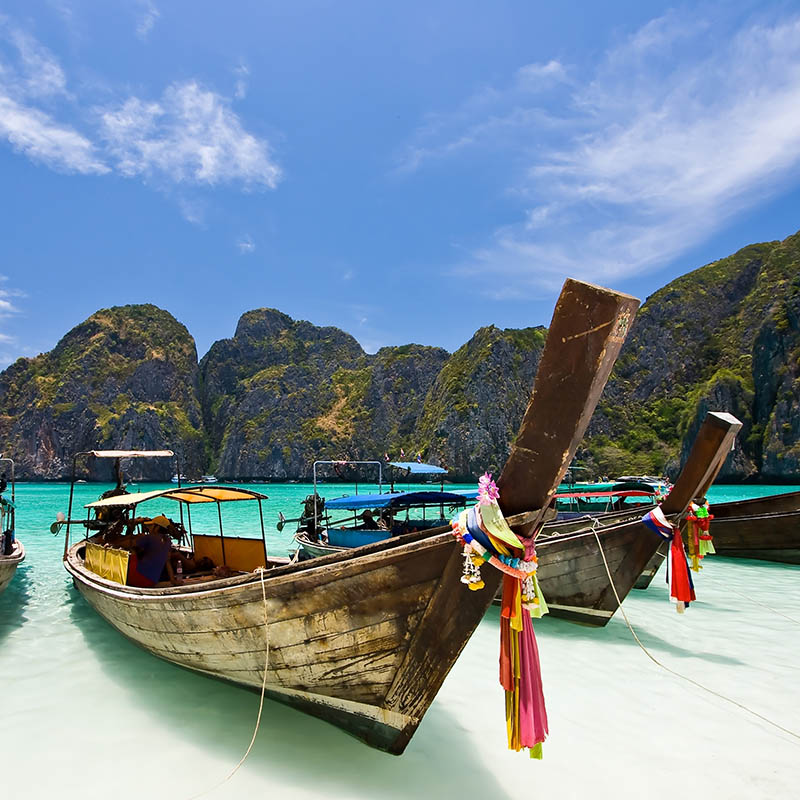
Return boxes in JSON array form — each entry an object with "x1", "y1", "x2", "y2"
[
  {"x1": 635, "y1": 489, "x2": 800, "y2": 585},
  {"x1": 61, "y1": 279, "x2": 637, "y2": 754},
  {"x1": 533, "y1": 411, "x2": 742, "y2": 625},
  {"x1": 700, "y1": 491, "x2": 800, "y2": 564},
  {"x1": 0, "y1": 458, "x2": 22, "y2": 596}
]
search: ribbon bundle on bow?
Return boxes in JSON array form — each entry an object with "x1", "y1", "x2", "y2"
[
  {"x1": 686, "y1": 499, "x2": 715, "y2": 571},
  {"x1": 642, "y1": 505, "x2": 696, "y2": 613},
  {"x1": 451, "y1": 474, "x2": 548, "y2": 758}
]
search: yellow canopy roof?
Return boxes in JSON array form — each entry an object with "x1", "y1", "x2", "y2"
[
  {"x1": 85, "y1": 485, "x2": 269, "y2": 510},
  {"x1": 84, "y1": 450, "x2": 175, "y2": 459}
]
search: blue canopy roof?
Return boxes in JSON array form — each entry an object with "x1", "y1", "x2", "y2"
[
  {"x1": 389, "y1": 461, "x2": 447, "y2": 474},
  {"x1": 325, "y1": 490, "x2": 469, "y2": 511}
]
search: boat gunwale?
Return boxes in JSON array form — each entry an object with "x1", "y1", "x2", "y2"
[
  {"x1": 65, "y1": 526, "x2": 455, "y2": 602},
  {"x1": 0, "y1": 539, "x2": 25, "y2": 566}
]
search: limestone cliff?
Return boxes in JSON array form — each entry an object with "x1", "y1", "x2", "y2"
[
  {"x1": 198, "y1": 309, "x2": 449, "y2": 478},
  {"x1": 586, "y1": 230, "x2": 800, "y2": 480},
  {"x1": 0, "y1": 304, "x2": 204, "y2": 480}
]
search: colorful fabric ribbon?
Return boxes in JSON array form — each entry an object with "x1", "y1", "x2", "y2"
[
  {"x1": 452, "y1": 475, "x2": 548, "y2": 758},
  {"x1": 686, "y1": 500, "x2": 714, "y2": 571},
  {"x1": 642, "y1": 505, "x2": 696, "y2": 612}
]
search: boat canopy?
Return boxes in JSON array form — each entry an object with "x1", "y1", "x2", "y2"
[
  {"x1": 85, "y1": 485, "x2": 268, "y2": 510},
  {"x1": 325, "y1": 490, "x2": 467, "y2": 511},
  {"x1": 388, "y1": 462, "x2": 447, "y2": 474},
  {"x1": 82, "y1": 449, "x2": 175, "y2": 459}
]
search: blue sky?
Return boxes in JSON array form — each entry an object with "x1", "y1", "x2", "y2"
[{"x1": 2, "y1": 1, "x2": 800, "y2": 366}]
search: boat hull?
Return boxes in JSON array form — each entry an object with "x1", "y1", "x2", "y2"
[
  {"x1": 704, "y1": 509, "x2": 800, "y2": 564},
  {"x1": 66, "y1": 530, "x2": 501, "y2": 754},
  {"x1": 535, "y1": 515, "x2": 663, "y2": 626},
  {"x1": 0, "y1": 540, "x2": 24, "y2": 595}
]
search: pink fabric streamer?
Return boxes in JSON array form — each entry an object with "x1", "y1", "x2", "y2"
[{"x1": 519, "y1": 611, "x2": 548, "y2": 746}]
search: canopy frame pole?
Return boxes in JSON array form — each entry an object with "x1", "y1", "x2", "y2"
[
  {"x1": 0, "y1": 457, "x2": 15, "y2": 549},
  {"x1": 175, "y1": 454, "x2": 185, "y2": 531},
  {"x1": 217, "y1": 501, "x2": 226, "y2": 566},
  {"x1": 186, "y1": 503, "x2": 193, "y2": 549},
  {"x1": 64, "y1": 452, "x2": 80, "y2": 560},
  {"x1": 258, "y1": 498, "x2": 268, "y2": 566}
]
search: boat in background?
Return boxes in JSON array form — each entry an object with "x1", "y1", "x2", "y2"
[
  {"x1": 702, "y1": 491, "x2": 800, "y2": 564},
  {"x1": 0, "y1": 457, "x2": 23, "y2": 595},
  {"x1": 635, "y1": 489, "x2": 800, "y2": 588},
  {"x1": 294, "y1": 488, "x2": 473, "y2": 559},
  {"x1": 293, "y1": 460, "x2": 470, "y2": 560},
  {"x1": 57, "y1": 278, "x2": 638, "y2": 753}
]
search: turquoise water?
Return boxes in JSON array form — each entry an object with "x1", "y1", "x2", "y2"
[{"x1": 1, "y1": 483, "x2": 799, "y2": 799}]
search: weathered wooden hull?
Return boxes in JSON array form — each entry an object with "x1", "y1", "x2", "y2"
[
  {"x1": 535, "y1": 515, "x2": 663, "y2": 625},
  {"x1": 703, "y1": 510, "x2": 800, "y2": 564},
  {"x1": 712, "y1": 490, "x2": 800, "y2": 518},
  {"x1": 66, "y1": 530, "x2": 501, "y2": 754},
  {"x1": 633, "y1": 547, "x2": 667, "y2": 589},
  {"x1": 0, "y1": 540, "x2": 24, "y2": 595}
]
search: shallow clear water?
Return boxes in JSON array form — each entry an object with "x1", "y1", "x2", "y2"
[{"x1": 1, "y1": 483, "x2": 799, "y2": 799}]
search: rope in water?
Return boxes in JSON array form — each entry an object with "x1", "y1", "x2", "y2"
[
  {"x1": 736, "y1": 593, "x2": 800, "y2": 625},
  {"x1": 188, "y1": 567, "x2": 271, "y2": 799},
  {"x1": 590, "y1": 524, "x2": 800, "y2": 745}
]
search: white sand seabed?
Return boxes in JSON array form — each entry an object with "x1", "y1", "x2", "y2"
[
  {"x1": 1, "y1": 557, "x2": 797, "y2": 800},
  {"x1": 1, "y1": 478, "x2": 798, "y2": 800}
]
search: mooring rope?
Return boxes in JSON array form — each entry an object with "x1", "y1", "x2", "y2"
[
  {"x1": 735, "y1": 594, "x2": 800, "y2": 626},
  {"x1": 188, "y1": 566, "x2": 271, "y2": 799},
  {"x1": 591, "y1": 525, "x2": 800, "y2": 744}
]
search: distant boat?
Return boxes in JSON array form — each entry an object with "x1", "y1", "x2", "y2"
[
  {"x1": 201, "y1": 474, "x2": 218, "y2": 483},
  {"x1": 170, "y1": 474, "x2": 187, "y2": 484},
  {"x1": 0, "y1": 457, "x2": 23, "y2": 596}
]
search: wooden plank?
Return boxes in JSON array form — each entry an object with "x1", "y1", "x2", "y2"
[
  {"x1": 661, "y1": 411, "x2": 742, "y2": 515},
  {"x1": 498, "y1": 279, "x2": 639, "y2": 533}
]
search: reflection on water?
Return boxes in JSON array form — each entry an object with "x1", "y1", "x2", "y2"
[{"x1": 1, "y1": 482, "x2": 798, "y2": 799}]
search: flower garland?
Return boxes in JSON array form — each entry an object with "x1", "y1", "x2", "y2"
[{"x1": 451, "y1": 473, "x2": 548, "y2": 758}]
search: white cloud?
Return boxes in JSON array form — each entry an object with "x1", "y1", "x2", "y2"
[
  {"x1": 99, "y1": 81, "x2": 282, "y2": 188},
  {"x1": 0, "y1": 94, "x2": 107, "y2": 174},
  {"x1": 177, "y1": 196, "x2": 206, "y2": 225},
  {"x1": 406, "y1": 11, "x2": 800, "y2": 293},
  {"x1": 6, "y1": 28, "x2": 68, "y2": 97},
  {"x1": 396, "y1": 59, "x2": 569, "y2": 173},
  {"x1": 136, "y1": 1, "x2": 160, "y2": 40},
  {"x1": 237, "y1": 235, "x2": 255, "y2": 253},
  {"x1": 0, "y1": 22, "x2": 105, "y2": 173},
  {"x1": 234, "y1": 62, "x2": 249, "y2": 100},
  {"x1": 0, "y1": 24, "x2": 282, "y2": 202}
]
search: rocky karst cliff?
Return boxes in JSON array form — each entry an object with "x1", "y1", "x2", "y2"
[
  {"x1": 586, "y1": 230, "x2": 800, "y2": 480},
  {"x1": 0, "y1": 304, "x2": 204, "y2": 480},
  {"x1": 2, "y1": 228, "x2": 799, "y2": 481},
  {"x1": 199, "y1": 308, "x2": 450, "y2": 478}
]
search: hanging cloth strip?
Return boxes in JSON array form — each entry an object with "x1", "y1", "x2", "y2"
[
  {"x1": 451, "y1": 475, "x2": 548, "y2": 758},
  {"x1": 642, "y1": 505, "x2": 696, "y2": 612},
  {"x1": 686, "y1": 500, "x2": 715, "y2": 571}
]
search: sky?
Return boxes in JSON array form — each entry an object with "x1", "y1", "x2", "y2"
[{"x1": 2, "y1": 0, "x2": 800, "y2": 366}]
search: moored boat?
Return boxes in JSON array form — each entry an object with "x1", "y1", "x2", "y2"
[
  {"x1": 532, "y1": 411, "x2": 742, "y2": 625},
  {"x1": 694, "y1": 490, "x2": 800, "y2": 564},
  {"x1": 635, "y1": 489, "x2": 800, "y2": 584},
  {"x1": 58, "y1": 279, "x2": 639, "y2": 753},
  {"x1": 0, "y1": 457, "x2": 23, "y2": 596}
]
